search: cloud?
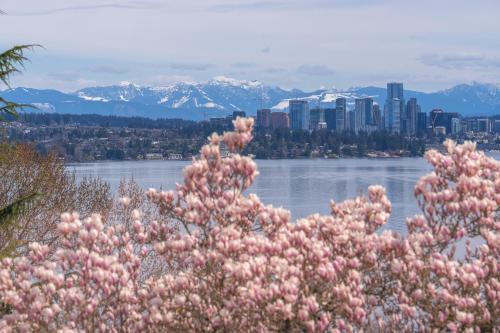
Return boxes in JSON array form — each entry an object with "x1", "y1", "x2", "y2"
[
  {"x1": 296, "y1": 64, "x2": 335, "y2": 76},
  {"x1": 418, "y1": 54, "x2": 500, "y2": 70},
  {"x1": 207, "y1": 0, "x2": 389, "y2": 12},
  {"x1": 8, "y1": 1, "x2": 162, "y2": 16},
  {"x1": 231, "y1": 62, "x2": 258, "y2": 68},
  {"x1": 47, "y1": 71, "x2": 82, "y2": 82},
  {"x1": 87, "y1": 65, "x2": 128, "y2": 74},
  {"x1": 261, "y1": 47, "x2": 271, "y2": 54},
  {"x1": 263, "y1": 67, "x2": 286, "y2": 73},
  {"x1": 153, "y1": 63, "x2": 216, "y2": 71}
]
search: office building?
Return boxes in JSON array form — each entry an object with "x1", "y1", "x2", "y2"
[
  {"x1": 347, "y1": 110, "x2": 355, "y2": 131},
  {"x1": 373, "y1": 104, "x2": 382, "y2": 129},
  {"x1": 309, "y1": 107, "x2": 325, "y2": 130},
  {"x1": 417, "y1": 112, "x2": 428, "y2": 136},
  {"x1": 256, "y1": 109, "x2": 271, "y2": 128},
  {"x1": 335, "y1": 98, "x2": 347, "y2": 132},
  {"x1": 405, "y1": 98, "x2": 420, "y2": 135},
  {"x1": 384, "y1": 82, "x2": 405, "y2": 134},
  {"x1": 289, "y1": 100, "x2": 310, "y2": 130},
  {"x1": 384, "y1": 98, "x2": 402, "y2": 133},
  {"x1": 324, "y1": 108, "x2": 336, "y2": 130},
  {"x1": 270, "y1": 111, "x2": 289, "y2": 129},
  {"x1": 354, "y1": 97, "x2": 373, "y2": 132},
  {"x1": 451, "y1": 117, "x2": 462, "y2": 135},
  {"x1": 430, "y1": 109, "x2": 460, "y2": 134}
]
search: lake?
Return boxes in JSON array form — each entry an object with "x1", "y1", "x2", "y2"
[{"x1": 70, "y1": 152, "x2": 500, "y2": 234}]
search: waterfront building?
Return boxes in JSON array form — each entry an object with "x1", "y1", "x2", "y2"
[
  {"x1": 405, "y1": 98, "x2": 420, "y2": 135},
  {"x1": 335, "y1": 98, "x2": 347, "y2": 132},
  {"x1": 384, "y1": 82, "x2": 405, "y2": 134},
  {"x1": 384, "y1": 98, "x2": 402, "y2": 133},
  {"x1": 309, "y1": 107, "x2": 325, "y2": 130},
  {"x1": 373, "y1": 103, "x2": 382, "y2": 129},
  {"x1": 347, "y1": 110, "x2": 355, "y2": 131},
  {"x1": 289, "y1": 100, "x2": 310, "y2": 130},
  {"x1": 417, "y1": 112, "x2": 428, "y2": 136},
  {"x1": 354, "y1": 97, "x2": 373, "y2": 132},
  {"x1": 324, "y1": 108, "x2": 336, "y2": 130},
  {"x1": 256, "y1": 109, "x2": 271, "y2": 128},
  {"x1": 451, "y1": 117, "x2": 462, "y2": 135},
  {"x1": 430, "y1": 109, "x2": 460, "y2": 134},
  {"x1": 270, "y1": 111, "x2": 289, "y2": 129}
]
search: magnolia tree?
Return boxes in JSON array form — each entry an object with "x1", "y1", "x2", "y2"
[{"x1": 0, "y1": 118, "x2": 498, "y2": 332}]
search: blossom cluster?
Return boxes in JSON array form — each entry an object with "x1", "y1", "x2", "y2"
[{"x1": 0, "y1": 117, "x2": 498, "y2": 332}]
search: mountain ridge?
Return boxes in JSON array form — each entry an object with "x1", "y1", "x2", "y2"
[{"x1": 1, "y1": 78, "x2": 500, "y2": 120}]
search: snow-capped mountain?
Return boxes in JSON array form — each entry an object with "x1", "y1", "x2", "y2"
[{"x1": 1, "y1": 78, "x2": 500, "y2": 120}]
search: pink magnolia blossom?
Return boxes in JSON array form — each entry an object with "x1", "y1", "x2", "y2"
[{"x1": 0, "y1": 117, "x2": 499, "y2": 332}]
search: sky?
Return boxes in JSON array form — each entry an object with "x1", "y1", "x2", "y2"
[{"x1": 2, "y1": 0, "x2": 500, "y2": 92}]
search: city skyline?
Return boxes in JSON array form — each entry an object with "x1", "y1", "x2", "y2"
[{"x1": 2, "y1": 0, "x2": 500, "y2": 92}]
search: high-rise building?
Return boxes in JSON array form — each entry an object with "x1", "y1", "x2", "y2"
[
  {"x1": 289, "y1": 100, "x2": 310, "y2": 130},
  {"x1": 417, "y1": 112, "x2": 428, "y2": 136},
  {"x1": 354, "y1": 98, "x2": 373, "y2": 132},
  {"x1": 270, "y1": 111, "x2": 289, "y2": 129},
  {"x1": 451, "y1": 117, "x2": 462, "y2": 135},
  {"x1": 405, "y1": 98, "x2": 420, "y2": 136},
  {"x1": 347, "y1": 110, "x2": 355, "y2": 131},
  {"x1": 387, "y1": 82, "x2": 404, "y2": 100},
  {"x1": 429, "y1": 109, "x2": 460, "y2": 134},
  {"x1": 309, "y1": 107, "x2": 325, "y2": 130},
  {"x1": 373, "y1": 104, "x2": 382, "y2": 129},
  {"x1": 384, "y1": 82, "x2": 405, "y2": 134},
  {"x1": 335, "y1": 98, "x2": 346, "y2": 132},
  {"x1": 384, "y1": 99, "x2": 402, "y2": 133},
  {"x1": 256, "y1": 109, "x2": 271, "y2": 128},
  {"x1": 324, "y1": 108, "x2": 336, "y2": 130}
]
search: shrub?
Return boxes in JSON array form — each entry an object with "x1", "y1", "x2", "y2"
[
  {"x1": 0, "y1": 118, "x2": 498, "y2": 332},
  {"x1": 0, "y1": 144, "x2": 112, "y2": 256}
]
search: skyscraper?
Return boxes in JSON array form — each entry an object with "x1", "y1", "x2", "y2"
[
  {"x1": 405, "y1": 98, "x2": 420, "y2": 135},
  {"x1": 384, "y1": 98, "x2": 401, "y2": 133},
  {"x1": 417, "y1": 112, "x2": 428, "y2": 136},
  {"x1": 289, "y1": 100, "x2": 310, "y2": 130},
  {"x1": 309, "y1": 107, "x2": 324, "y2": 130},
  {"x1": 324, "y1": 108, "x2": 336, "y2": 130},
  {"x1": 256, "y1": 109, "x2": 271, "y2": 128},
  {"x1": 387, "y1": 82, "x2": 404, "y2": 100},
  {"x1": 384, "y1": 82, "x2": 404, "y2": 134},
  {"x1": 354, "y1": 97, "x2": 373, "y2": 132},
  {"x1": 373, "y1": 104, "x2": 382, "y2": 129},
  {"x1": 335, "y1": 98, "x2": 346, "y2": 132}
]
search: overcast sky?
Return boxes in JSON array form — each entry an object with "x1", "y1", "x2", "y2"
[{"x1": 2, "y1": 0, "x2": 500, "y2": 92}]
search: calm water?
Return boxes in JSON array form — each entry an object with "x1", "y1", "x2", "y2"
[{"x1": 70, "y1": 153, "x2": 500, "y2": 234}]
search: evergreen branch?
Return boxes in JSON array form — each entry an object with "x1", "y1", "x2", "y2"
[
  {"x1": 0, "y1": 45, "x2": 41, "y2": 87},
  {"x1": 0, "y1": 193, "x2": 39, "y2": 227}
]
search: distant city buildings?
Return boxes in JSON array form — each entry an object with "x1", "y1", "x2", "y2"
[
  {"x1": 309, "y1": 107, "x2": 325, "y2": 130},
  {"x1": 405, "y1": 97, "x2": 420, "y2": 135},
  {"x1": 429, "y1": 109, "x2": 460, "y2": 135},
  {"x1": 249, "y1": 81, "x2": 498, "y2": 141},
  {"x1": 335, "y1": 98, "x2": 347, "y2": 132},
  {"x1": 256, "y1": 109, "x2": 271, "y2": 128},
  {"x1": 384, "y1": 82, "x2": 405, "y2": 134},
  {"x1": 289, "y1": 100, "x2": 310, "y2": 130},
  {"x1": 354, "y1": 97, "x2": 374, "y2": 133},
  {"x1": 270, "y1": 111, "x2": 289, "y2": 129},
  {"x1": 324, "y1": 108, "x2": 336, "y2": 130}
]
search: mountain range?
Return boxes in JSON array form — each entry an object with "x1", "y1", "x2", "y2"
[{"x1": 1, "y1": 76, "x2": 500, "y2": 120}]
